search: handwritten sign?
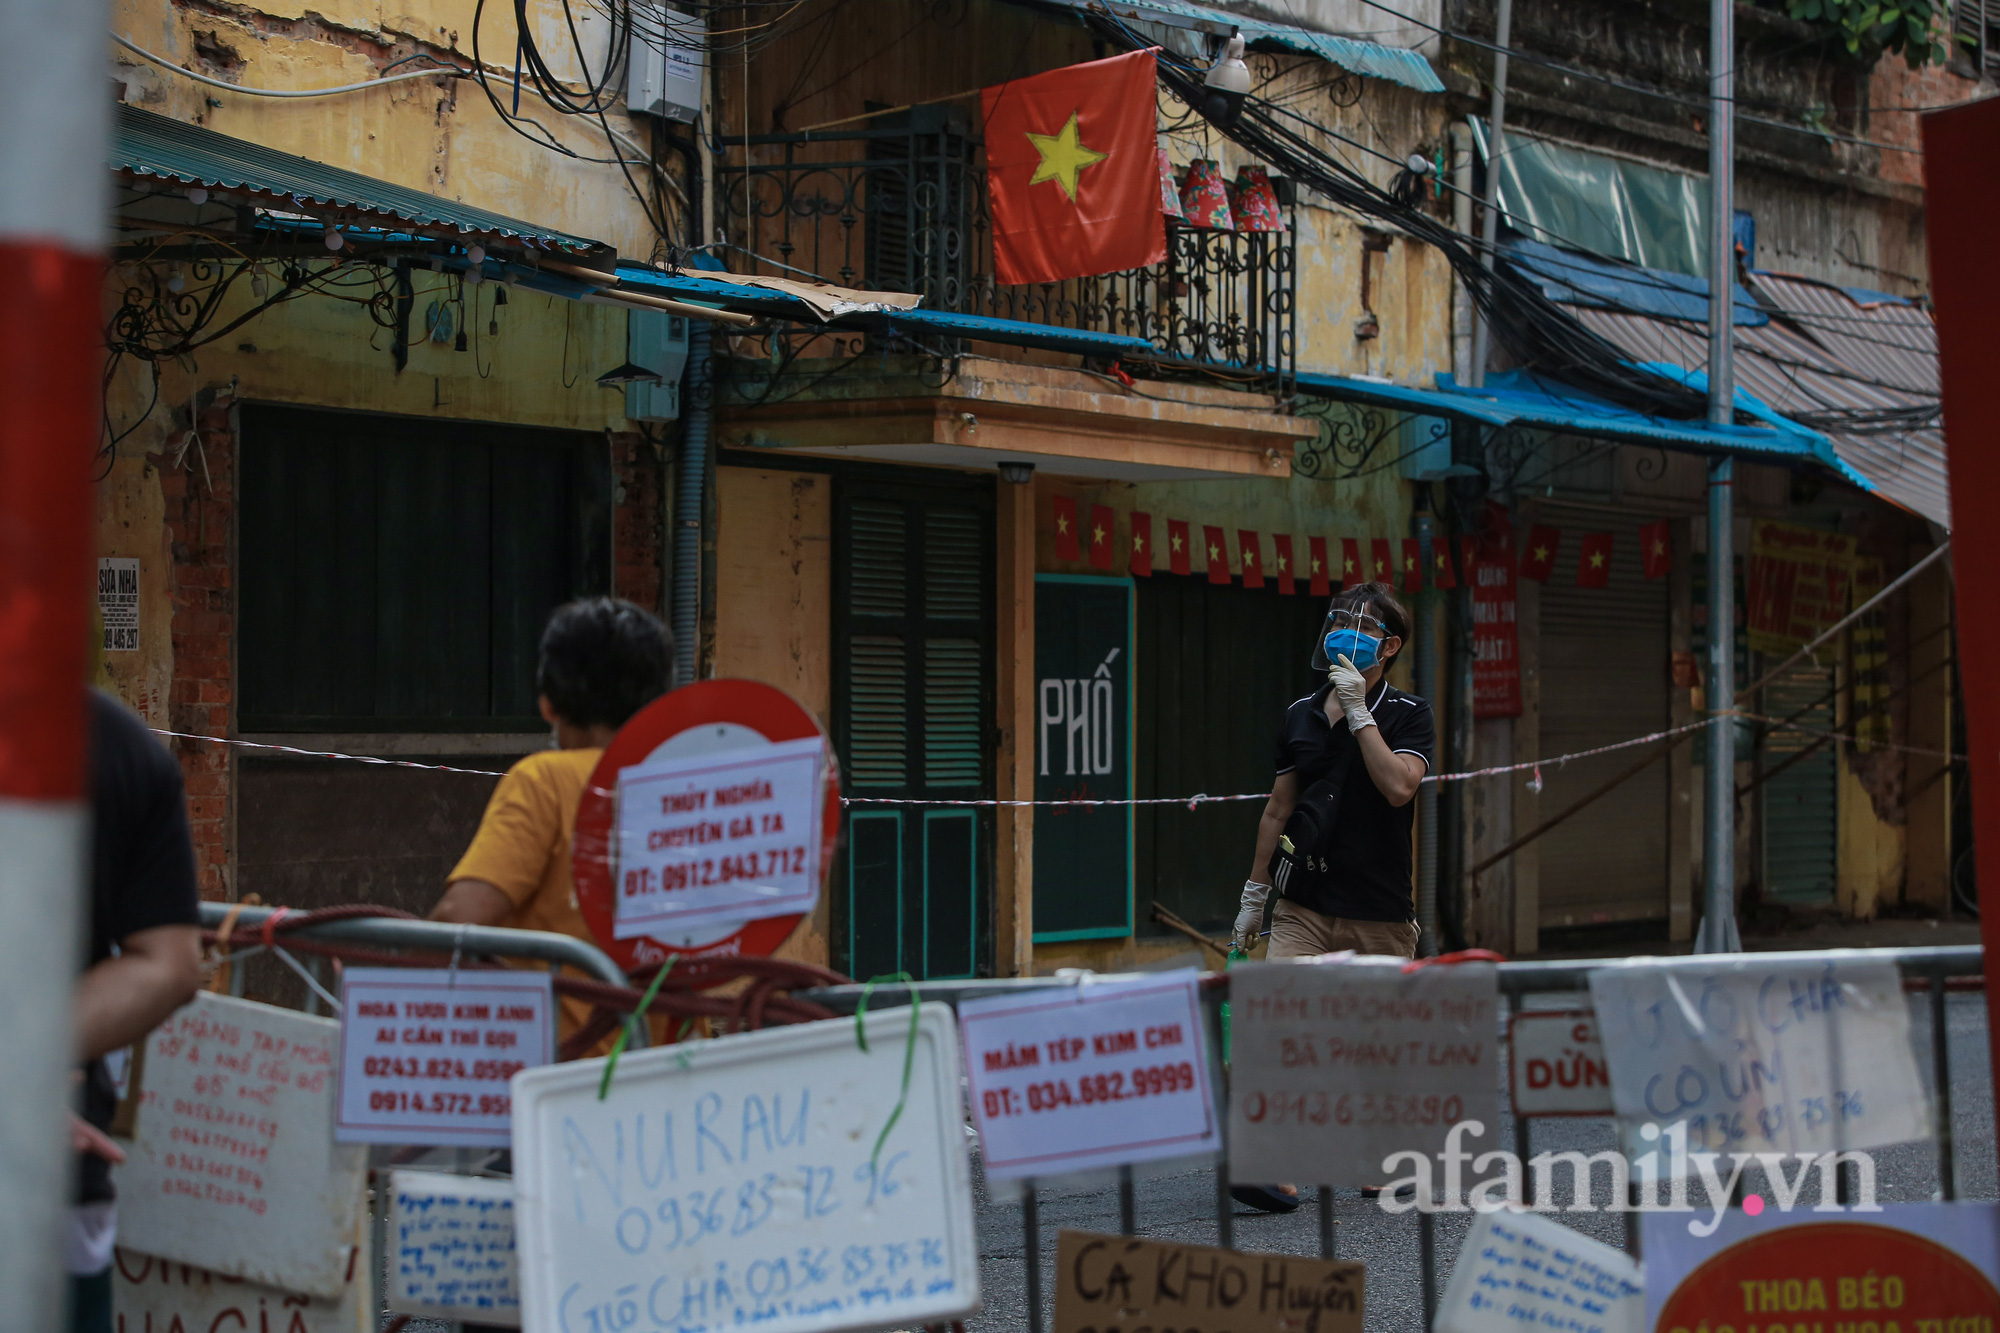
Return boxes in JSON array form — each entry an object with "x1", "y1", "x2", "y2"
[
  {"x1": 113, "y1": 993, "x2": 367, "y2": 1300},
  {"x1": 1228, "y1": 957, "x2": 1501, "y2": 1187},
  {"x1": 1510, "y1": 1011, "x2": 1613, "y2": 1117},
  {"x1": 613, "y1": 735, "x2": 826, "y2": 936},
  {"x1": 1054, "y1": 1229, "x2": 1363, "y2": 1333},
  {"x1": 1588, "y1": 952, "x2": 1929, "y2": 1161},
  {"x1": 336, "y1": 968, "x2": 555, "y2": 1146},
  {"x1": 511, "y1": 1001, "x2": 980, "y2": 1333},
  {"x1": 1643, "y1": 1204, "x2": 2000, "y2": 1333},
  {"x1": 112, "y1": 1186, "x2": 374, "y2": 1333},
  {"x1": 960, "y1": 972, "x2": 1217, "y2": 1181},
  {"x1": 1435, "y1": 1210, "x2": 1642, "y2": 1333},
  {"x1": 388, "y1": 1170, "x2": 521, "y2": 1325}
]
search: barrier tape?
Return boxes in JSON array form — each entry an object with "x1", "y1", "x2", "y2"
[{"x1": 151, "y1": 709, "x2": 1963, "y2": 811}]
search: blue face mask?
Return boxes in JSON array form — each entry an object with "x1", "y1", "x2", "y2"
[{"x1": 1324, "y1": 628, "x2": 1380, "y2": 671}]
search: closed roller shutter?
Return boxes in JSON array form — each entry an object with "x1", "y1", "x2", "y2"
[
  {"x1": 1759, "y1": 661, "x2": 1837, "y2": 903},
  {"x1": 1537, "y1": 511, "x2": 1671, "y2": 928}
]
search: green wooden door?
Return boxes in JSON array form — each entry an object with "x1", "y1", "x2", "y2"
[{"x1": 833, "y1": 477, "x2": 993, "y2": 980}]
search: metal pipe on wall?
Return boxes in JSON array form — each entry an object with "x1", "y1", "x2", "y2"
[
  {"x1": 1696, "y1": 0, "x2": 1743, "y2": 954},
  {"x1": 1467, "y1": 0, "x2": 1513, "y2": 389},
  {"x1": 1414, "y1": 514, "x2": 1440, "y2": 954},
  {"x1": 673, "y1": 324, "x2": 713, "y2": 688}
]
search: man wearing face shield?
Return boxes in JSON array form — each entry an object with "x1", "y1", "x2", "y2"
[{"x1": 1233, "y1": 582, "x2": 1434, "y2": 961}]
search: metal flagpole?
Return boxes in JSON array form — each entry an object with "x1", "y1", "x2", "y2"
[
  {"x1": 1696, "y1": 0, "x2": 1743, "y2": 954},
  {"x1": 0, "y1": 0, "x2": 111, "y2": 1323},
  {"x1": 1467, "y1": 0, "x2": 1512, "y2": 389}
]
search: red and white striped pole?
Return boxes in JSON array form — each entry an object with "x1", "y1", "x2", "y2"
[{"x1": 0, "y1": 0, "x2": 109, "y2": 1324}]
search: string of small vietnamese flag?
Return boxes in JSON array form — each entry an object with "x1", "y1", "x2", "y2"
[{"x1": 1050, "y1": 496, "x2": 1675, "y2": 591}]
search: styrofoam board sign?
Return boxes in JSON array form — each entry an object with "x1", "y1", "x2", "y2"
[
  {"x1": 387, "y1": 1170, "x2": 521, "y2": 1325},
  {"x1": 510, "y1": 1003, "x2": 980, "y2": 1333}
]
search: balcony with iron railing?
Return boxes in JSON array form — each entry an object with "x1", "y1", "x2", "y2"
[{"x1": 717, "y1": 109, "x2": 1297, "y2": 388}]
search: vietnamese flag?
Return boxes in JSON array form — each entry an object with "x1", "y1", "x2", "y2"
[
  {"x1": 1273, "y1": 534, "x2": 1297, "y2": 596},
  {"x1": 1203, "y1": 526, "x2": 1230, "y2": 584},
  {"x1": 1433, "y1": 537, "x2": 1459, "y2": 589},
  {"x1": 1089, "y1": 504, "x2": 1115, "y2": 571},
  {"x1": 1167, "y1": 519, "x2": 1192, "y2": 575},
  {"x1": 1238, "y1": 531, "x2": 1264, "y2": 589},
  {"x1": 1052, "y1": 495, "x2": 1080, "y2": 561},
  {"x1": 1640, "y1": 519, "x2": 1671, "y2": 580},
  {"x1": 1577, "y1": 532, "x2": 1614, "y2": 588},
  {"x1": 1370, "y1": 538, "x2": 1392, "y2": 583},
  {"x1": 1519, "y1": 524, "x2": 1560, "y2": 582},
  {"x1": 1401, "y1": 538, "x2": 1423, "y2": 593},
  {"x1": 1340, "y1": 538, "x2": 1362, "y2": 589},
  {"x1": 1130, "y1": 511, "x2": 1153, "y2": 577},
  {"x1": 1461, "y1": 536, "x2": 1479, "y2": 585},
  {"x1": 983, "y1": 50, "x2": 1167, "y2": 286},
  {"x1": 1307, "y1": 537, "x2": 1331, "y2": 597}
]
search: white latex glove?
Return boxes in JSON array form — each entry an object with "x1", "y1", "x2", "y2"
[
  {"x1": 1232, "y1": 880, "x2": 1271, "y2": 952},
  {"x1": 1329, "y1": 653, "x2": 1376, "y2": 732}
]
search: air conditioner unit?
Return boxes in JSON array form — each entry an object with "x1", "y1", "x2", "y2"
[
  {"x1": 625, "y1": 308, "x2": 689, "y2": 422},
  {"x1": 627, "y1": 2, "x2": 704, "y2": 123}
]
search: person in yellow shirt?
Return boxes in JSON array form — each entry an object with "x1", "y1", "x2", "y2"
[{"x1": 431, "y1": 597, "x2": 671, "y2": 1046}]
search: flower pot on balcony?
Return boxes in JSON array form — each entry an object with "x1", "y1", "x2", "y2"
[
  {"x1": 1232, "y1": 166, "x2": 1287, "y2": 232},
  {"x1": 1178, "y1": 159, "x2": 1235, "y2": 230}
]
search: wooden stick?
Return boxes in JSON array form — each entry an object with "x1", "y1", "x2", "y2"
[
  {"x1": 793, "y1": 86, "x2": 984, "y2": 135},
  {"x1": 1149, "y1": 902, "x2": 1232, "y2": 961}
]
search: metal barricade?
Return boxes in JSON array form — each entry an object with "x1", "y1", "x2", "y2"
[{"x1": 798, "y1": 943, "x2": 1987, "y2": 1333}]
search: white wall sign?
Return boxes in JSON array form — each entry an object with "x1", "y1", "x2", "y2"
[
  {"x1": 388, "y1": 1170, "x2": 521, "y2": 1326},
  {"x1": 98, "y1": 556, "x2": 140, "y2": 651},
  {"x1": 1587, "y1": 952, "x2": 1929, "y2": 1162},
  {"x1": 1435, "y1": 1210, "x2": 1643, "y2": 1333},
  {"x1": 960, "y1": 972, "x2": 1217, "y2": 1180},
  {"x1": 111, "y1": 1188, "x2": 374, "y2": 1333},
  {"x1": 1228, "y1": 957, "x2": 1502, "y2": 1187},
  {"x1": 114, "y1": 993, "x2": 367, "y2": 1300},
  {"x1": 336, "y1": 968, "x2": 555, "y2": 1146},
  {"x1": 511, "y1": 1002, "x2": 980, "y2": 1333},
  {"x1": 613, "y1": 735, "x2": 826, "y2": 936},
  {"x1": 1510, "y1": 1010, "x2": 1614, "y2": 1117}
]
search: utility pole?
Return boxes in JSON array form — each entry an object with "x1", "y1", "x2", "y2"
[
  {"x1": 1696, "y1": 0, "x2": 1743, "y2": 953},
  {"x1": 0, "y1": 0, "x2": 109, "y2": 1324},
  {"x1": 1468, "y1": 0, "x2": 1513, "y2": 389}
]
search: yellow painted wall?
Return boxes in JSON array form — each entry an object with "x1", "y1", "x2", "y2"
[
  {"x1": 95, "y1": 455, "x2": 179, "y2": 726},
  {"x1": 1837, "y1": 758, "x2": 1904, "y2": 920}
]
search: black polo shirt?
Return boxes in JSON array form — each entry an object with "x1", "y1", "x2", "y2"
[{"x1": 1272, "y1": 679, "x2": 1436, "y2": 922}]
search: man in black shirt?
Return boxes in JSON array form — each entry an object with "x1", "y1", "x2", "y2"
[
  {"x1": 1234, "y1": 583, "x2": 1435, "y2": 960},
  {"x1": 69, "y1": 690, "x2": 204, "y2": 1331}
]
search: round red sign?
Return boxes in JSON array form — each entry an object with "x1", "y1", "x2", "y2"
[{"x1": 572, "y1": 678, "x2": 842, "y2": 973}]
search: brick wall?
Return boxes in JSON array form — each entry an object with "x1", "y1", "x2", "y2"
[
  {"x1": 612, "y1": 429, "x2": 665, "y2": 617},
  {"x1": 157, "y1": 392, "x2": 237, "y2": 902}
]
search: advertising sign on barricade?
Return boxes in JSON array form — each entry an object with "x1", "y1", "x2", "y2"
[
  {"x1": 113, "y1": 992, "x2": 366, "y2": 1300},
  {"x1": 510, "y1": 1001, "x2": 980, "y2": 1333},
  {"x1": 1510, "y1": 1010, "x2": 1614, "y2": 1118},
  {"x1": 959, "y1": 972, "x2": 1217, "y2": 1181},
  {"x1": 1227, "y1": 956, "x2": 1501, "y2": 1187},
  {"x1": 388, "y1": 1170, "x2": 520, "y2": 1326},
  {"x1": 1054, "y1": 1230, "x2": 1363, "y2": 1333},
  {"x1": 1643, "y1": 1204, "x2": 2000, "y2": 1333},
  {"x1": 1434, "y1": 1210, "x2": 1642, "y2": 1333},
  {"x1": 612, "y1": 735, "x2": 827, "y2": 938},
  {"x1": 1588, "y1": 952, "x2": 1930, "y2": 1160},
  {"x1": 335, "y1": 967, "x2": 555, "y2": 1146},
  {"x1": 111, "y1": 1188, "x2": 375, "y2": 1333}
]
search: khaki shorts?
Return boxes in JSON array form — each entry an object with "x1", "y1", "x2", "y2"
[{"x1": 1268, "y1": 898, "x2": 1419, "y2": 960}]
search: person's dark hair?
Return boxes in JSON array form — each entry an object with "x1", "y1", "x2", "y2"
[
  {"x1": 1328, "y1": 581, "x2": 1411, "y2": 669},
  {"x1": 534, "y1": 598, "x2": 673, "y2": 729}
]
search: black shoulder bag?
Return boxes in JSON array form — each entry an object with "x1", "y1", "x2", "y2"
[{"x1": 1266, "y1": 744, "x2": 1356, "y2": 902}]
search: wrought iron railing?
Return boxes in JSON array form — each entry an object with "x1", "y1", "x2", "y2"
[{"x1": 719, "y1": 113, "x2": 1296, "y2": 387}]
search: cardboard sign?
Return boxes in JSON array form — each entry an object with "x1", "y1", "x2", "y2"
[
  {"x1": 612, "y1": 734, "x2": 827, "y2": 937},
  {"x1": 1588, "y1": 952, "x2": 1929, "y2": 1161},
  {"x1": 1643, "y1": 1204, "x2": 2000, "y2": 1333},
  {"x1": 114, "y1": 993, "x2": 367, "y2": 1300},
  {"x1": 1435, "y1": 1210, "x2": 1642, "y2": 1333},
  {"x1": 1054, "y1": 1230, "x2": 1363, "y2": 1333},
  {"x1": 1510, "y1": 1011, "x2": 1613, "y2": 1117},
  {"x1": 510, "y1": 1002, "x2": 980, "y2": 1333},
  {"x1": 335, "y1": 968, "x2": 555, "y2": 1146},
  {"x1": 960, "y1": 972, "x2": 1216, "y2": 1180},
  {"x1": 1228, "y1": 957, "x2": 1501, "y2": 1187},
  {"x1": 388, "y1": 1170, "x2": 521, "y2": 1325}
]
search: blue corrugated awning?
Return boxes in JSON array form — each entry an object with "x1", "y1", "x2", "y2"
[
  {"x1": 1294, "y1": 366, "x2": 1875, "y2": 492},
  {"x1": 112, "y1": 103, "x2": 609, "y2": 257},
  {"x1": 1502, "y1": 238, "x2": 1767, "y2": 327},
  {"x1": 1037, "y1": 0, "x2": 1443, "y2": 92}
]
